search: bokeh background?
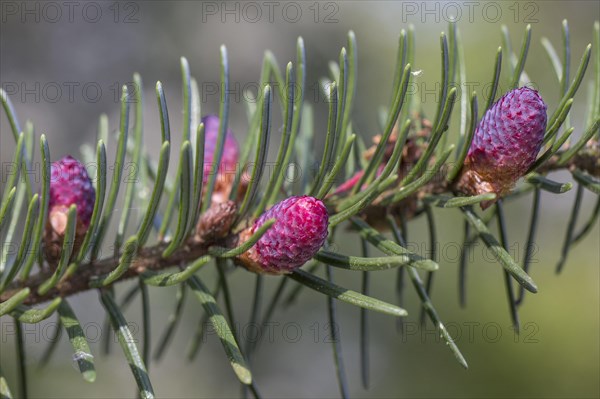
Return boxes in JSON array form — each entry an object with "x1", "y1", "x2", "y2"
[{"x1": 1, "y1": 1, "x2": 599, "y2": 398}]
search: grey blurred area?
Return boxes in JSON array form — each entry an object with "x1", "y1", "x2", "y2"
[{"x1": 1, "y1": 1, "x2": 599, "y2": 398}]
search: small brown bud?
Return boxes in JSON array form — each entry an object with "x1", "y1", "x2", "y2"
[{"x1": 196, "y1": 200, "x2": 238, "y2": 244}]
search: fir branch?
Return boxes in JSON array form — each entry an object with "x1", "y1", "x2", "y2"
[
  {"x1": 0, "y1": 144, "x2": 594, "y2": 307},
  {"x1": 1, "y1": 21, "x2": 598, "y2": 399}
]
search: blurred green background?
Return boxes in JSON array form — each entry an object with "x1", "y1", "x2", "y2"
[{"x1": 1, "y1": 1, "x2": 599, "y2": 398}]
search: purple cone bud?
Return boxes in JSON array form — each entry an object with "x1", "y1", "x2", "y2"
[
  {"x1": 49, "y1": 155, "x2": 95, "y2": 229},
  {"x1": 202, "y1": 115, "x2": 240, "y2": 181},
  {"x1": 463, "y1": 87, "x2": 547, "y2": 196},
  {"x1": 240, "y1": 196, "x2": 329, "y2": 274}
]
